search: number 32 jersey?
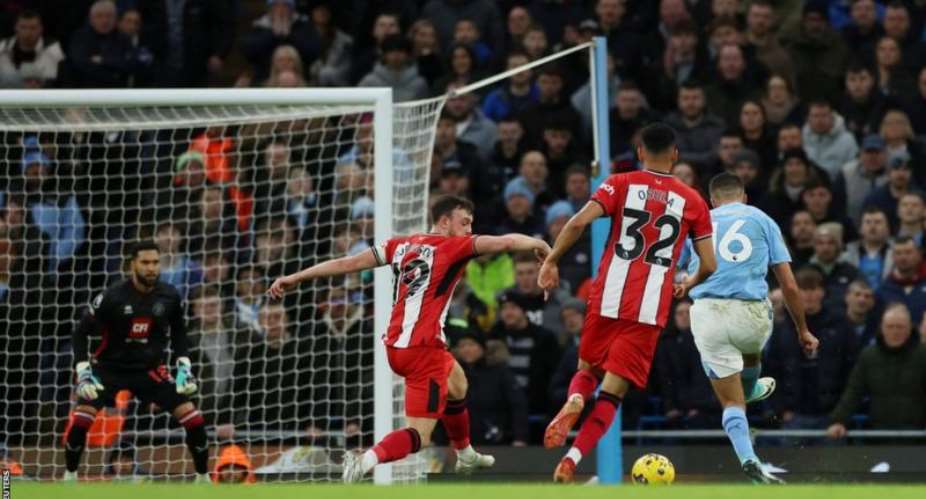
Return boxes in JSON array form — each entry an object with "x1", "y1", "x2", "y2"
[
  {"x1": 589, "y1": 170, "x2": 712, "y2": 327},
  {"x1": 373, "y1": 234, "x2": 477, "y2": 349}
]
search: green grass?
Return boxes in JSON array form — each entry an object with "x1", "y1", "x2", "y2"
[{"x1": 10, "y1": 483, "x2": 926, "y2": 499}]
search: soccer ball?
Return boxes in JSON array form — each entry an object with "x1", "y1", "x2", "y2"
[{"x1": 631, "y1": 453, "x2": 675, "y2": 485}]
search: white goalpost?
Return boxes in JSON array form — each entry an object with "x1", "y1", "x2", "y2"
[{"x1": 0, "y1": 38, "x2": 610, "y2": 485}]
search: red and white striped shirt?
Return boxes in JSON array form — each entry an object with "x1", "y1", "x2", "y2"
[
  {"x1": 588, "y1": 170, "x2": 712, "y2": 327},
  {"x1": 373, "y1": 233, "x2": 476, "y2": 349}
]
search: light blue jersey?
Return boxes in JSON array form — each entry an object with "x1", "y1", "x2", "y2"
[{"x1": 685, "y1": 202, "x2": 791, "y2": 301}]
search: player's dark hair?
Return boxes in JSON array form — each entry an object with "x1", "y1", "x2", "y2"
[
  {"x1": 709, "y1": 172, "x2": 745, "y2": 198},
  {"x1": 640, "y1": 123, "x2": 677, "y2": 155},
  {"x1": 128, "y1": 240, "x2": 159, "y2": 260},
  {"x1": 430, "y1": 195, "x2": 474, "y2": 223},
  {"x1": 17, "y1": 9, "x2": 41, "y2": 21}
]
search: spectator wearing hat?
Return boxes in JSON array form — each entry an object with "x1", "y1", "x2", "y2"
[
  {"x1": 864, "y1": 149, "x2": 920, "y2": 230},
  {"x1": 842, "y1": 206, "x2": 894, "y2": 289},
  {"x1": 242, "y1": 0, "x2": 321, "y2": 86},
  {"x1": 137, "y1": 0, "x2": 233, "y2": 87},
  {"x1": 896, "y1": 192, "x2": 926, "y2": 246},
  {"x1": 654, "y1": 299, "x2": 719, "y2": 430},
  {"x1": 358, "y1": 34, "x2": 427, "y2": 102},
  {"x1": 437, "y1": 158, "x2": 472, "y2": 199},
  {"x1": 759, "y1": 148, "x2": 822, "y2": 226},
  {"x1": 0, "y1": 10, "x2": 65, "y2": 88},
  {"x1": 801, "y1": 180, "x2": 856, "y2": 243},
  {"x1": 664, "y1": 80, "x2": 726, "y2": 171},
  {"x1": 802, "y1": 101, "x2": 859, "y2": 180},
  {"x1": 212, "y1": 444, "x2": 256, "y2": 484},
  {"x1": 837, "y1": 133, "x2": 890, "y2": 224},
  {"x1": 451, "y1": 330, "x2": 528, "y2": 446},
  {"x1": 490, "y1": 290, "x2": 561, "y2": 419},
  {"x1": 837, "y1": 63, "x2": 888, "y2": 142},
  {"x1": 808, "y1": 222, "x2": 859, "y2": 310},
  {"x1": 877, "y1": 236, "x2": 926, "y2": 325},
  {"x1": 499, "y1": 177, "x2": 543, "y2": 238},
  {"x1": 827, "y1": 303, "x2": 926, "y2": 437},
  {"x1": 766, "y1": 267, "x2": 855, "y2": 433},
  {"x1": 781, "y1": 2, "x2": 849, "y2": 103},
  {"x1": 544, "y1": 200, "x2": 590, "y2": 293}
]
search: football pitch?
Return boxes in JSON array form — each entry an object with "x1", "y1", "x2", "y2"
[{"x1": 11, "y1": 483, "x2": 926, "y2": 499}]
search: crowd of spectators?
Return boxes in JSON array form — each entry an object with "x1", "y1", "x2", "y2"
[{"x1": 0, "y1": 0, "x2": 925, "y2": 457}]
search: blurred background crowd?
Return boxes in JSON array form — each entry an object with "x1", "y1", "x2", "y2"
[{"x1": 0, "y1": 0, "x2": 925, "y2": 470}]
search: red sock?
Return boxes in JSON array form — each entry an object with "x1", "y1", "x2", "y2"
[
  {"x1": 572, "y1": 392, "x2": 621, "y2": 456},
  {"x1": 441, "y1": 399, "x2": 471, "y2": 450},
  {"x1": 372, "y1": 428, "x2": 421, "y2": 463},
  {"x1": 567, "y1": 370, "x2": 598, "y2": 402}
]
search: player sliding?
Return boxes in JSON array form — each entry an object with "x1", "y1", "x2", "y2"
[
  {"x1": 683, "y1": 173, "x2": 819, "y2": 484},
  {"x1": 538, "y1": 123, "x2": 717, "y2": 482},
  {"x1": 65, "y1": 241, "x2": 208, "y2": 482},
  {"x1": 267, "y1": 195, "x2": 552, "y2": 483}
]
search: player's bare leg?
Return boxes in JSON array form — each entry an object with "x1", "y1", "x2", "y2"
[
  {"x1": 710, "y1": 370, "x2": 783, "y2": 484},
  {"x1": 445, "y1": 360, "x2": 495, "y2": 473},
  {"x1": 344, "y1": 417, "x2": 438, "y2": 483},
  {"x1": 554, "y1": 372, "x2": 629, "y2": 483},
  {"x1": 62, "y1": 404, "x2": 98, "y2": 481},
  {"x1": 544, "y1": 359, "x2": 602, "y2": 448},
  {"x1": 171, "y1": 402, "x2": 211, "y2": 482},
  {"x1": 741, "y1": 354, "x2": 776, "y2": 404}
]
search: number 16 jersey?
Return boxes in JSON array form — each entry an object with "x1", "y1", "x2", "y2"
[
  {"x1": 373, "y1": 234, "x2": 477, "y2": 349},
  {"x1": 588, "y1": 170, "x2": 712, "y2": 327}
]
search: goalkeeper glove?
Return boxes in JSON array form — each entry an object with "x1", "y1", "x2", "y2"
[
  {"x1": 76, "y1": 361, "x2": 104, "y2": 400},
  {"x1": 175, "y1": 356, "x2": 198, "y2": 395}
]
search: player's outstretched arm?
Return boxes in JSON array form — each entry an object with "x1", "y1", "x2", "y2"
[
  {"x1": 538, "y1": 201, "x2": 603, "y2": 292},
  {"x1": 474, "y1": 233, "x2": 551, "y2": 258},
  {"x1": 675, "y1": 236, "x2": 717, "y2": 298},
  {"x1": 267, "y1": 249, "x2": 380, "y2": 299},
  {"x1": 772, "y1": 262, "x2": 819, "y2": 355}
]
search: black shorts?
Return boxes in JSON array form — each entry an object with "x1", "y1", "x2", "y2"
[{"x1": 79, "y1": 365, "x2": 190, "y2": 413}]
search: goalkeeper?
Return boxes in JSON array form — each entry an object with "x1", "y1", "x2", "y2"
[{"x1": 64, "y1": 241, "x2": 209, "y2": 482}]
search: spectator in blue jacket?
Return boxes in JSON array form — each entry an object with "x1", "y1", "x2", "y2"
[
  {"x1": 877, "y1": 236, "x2": 926, "y2": 326},
  {"x1": 482, "y1": 51, "x2": 538, "y2": 121}
]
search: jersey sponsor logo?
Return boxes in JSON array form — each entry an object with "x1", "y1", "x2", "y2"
[{"x1": 128, "y1": 317, "x2": 152, "y2": 343}]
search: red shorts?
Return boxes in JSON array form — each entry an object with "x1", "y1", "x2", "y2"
[
  {"x1": 578, "y1": 313, "x2": 661, "y2": 389},
  {"x1": 386, "y1": 346, "x2": 456, "y2": 418}
]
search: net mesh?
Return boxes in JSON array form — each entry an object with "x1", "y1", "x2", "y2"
[{"x1": 0, "y1": 95, "x2": 442, "y2": 481}]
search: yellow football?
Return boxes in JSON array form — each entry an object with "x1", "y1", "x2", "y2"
[{"x1": 631, "y1": 453, "x2": 676, "y2": 485}]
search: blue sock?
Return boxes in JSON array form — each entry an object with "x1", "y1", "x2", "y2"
[
  {"x1": 722, "y1": 406, "x2": 757, "y2": 465},
  {"x1": 741, "y1": 365, "x2": 760, "y2": 400}
]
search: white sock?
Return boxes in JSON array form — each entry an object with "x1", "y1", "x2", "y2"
[
  {"x1": 565, "y1": 447, "x2": 583, "y2": 465},
  {"x1": 360, "y1": 449, "x2": 379, "y2": 474},
  {"x1": 456, "y1": 445, "x2": 477, "y2": 460}
]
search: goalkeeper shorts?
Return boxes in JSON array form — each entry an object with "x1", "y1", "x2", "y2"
[{"x1": 77, "y1": 364, "x2": 190, "y2": 413}]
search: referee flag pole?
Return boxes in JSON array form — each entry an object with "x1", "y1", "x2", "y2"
[{"x1": 589, "y1": 35, "x2": 623, "y2": 485}]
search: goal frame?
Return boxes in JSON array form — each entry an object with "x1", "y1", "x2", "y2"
[{"x1": 0, "y1": 87, "x2": 396, "y2": 483}]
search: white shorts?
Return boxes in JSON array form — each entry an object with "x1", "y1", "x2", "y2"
[{"x1": 689, "y1": 298, "x2": 773, "y2": 379}]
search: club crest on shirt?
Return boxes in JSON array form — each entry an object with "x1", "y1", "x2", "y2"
[
  {"x1": 124, "y1": 305, "x2": 133, "y2": 315},
  {"x1": 152, "y1": 302, "x2": 165, "y2": 317}
]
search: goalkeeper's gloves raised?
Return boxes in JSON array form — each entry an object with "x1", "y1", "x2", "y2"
[
  {"x1": 175, "y1": 356, "x2": 198, "y2": 395},
  {"x1": 76, "y1": 361, "x2": 104, "y2": 400}
]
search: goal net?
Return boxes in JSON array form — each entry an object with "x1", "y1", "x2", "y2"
[{"x1": 0, "y1": 88, "x2": 441, "y2": 482}]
